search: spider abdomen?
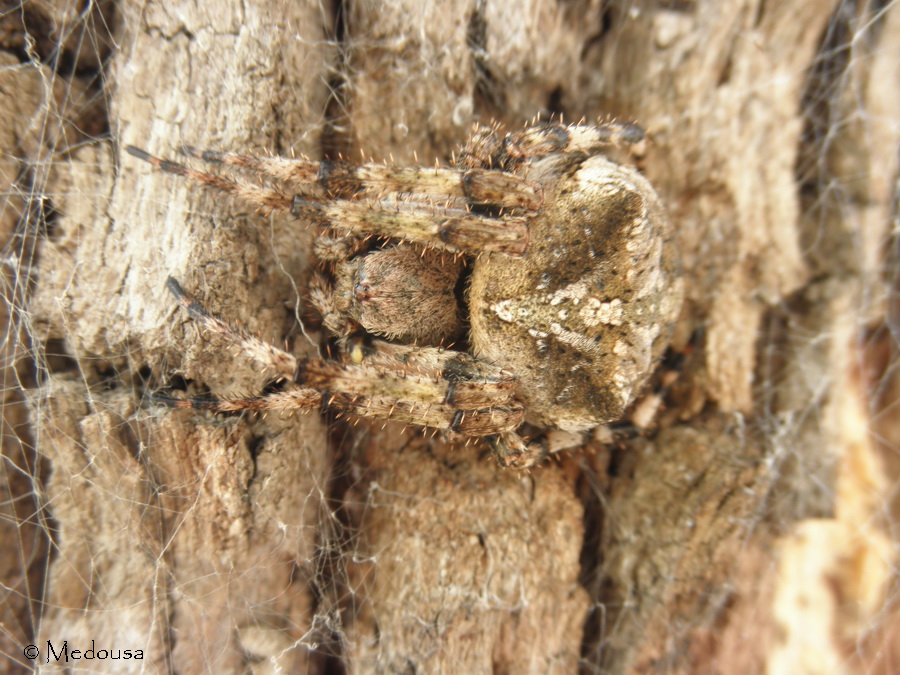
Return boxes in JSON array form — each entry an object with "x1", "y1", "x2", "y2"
[{"x1": 469, "y1": 155, "x2": 683, "y2": 431}]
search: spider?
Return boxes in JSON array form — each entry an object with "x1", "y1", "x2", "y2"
[{"x1": 127, "y1": 118, "x2": 683, "y2": 468}]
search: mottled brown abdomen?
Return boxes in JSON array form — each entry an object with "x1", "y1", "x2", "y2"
[{"x1": 469, "y1": 154, "x2": 683, "y2": 431}]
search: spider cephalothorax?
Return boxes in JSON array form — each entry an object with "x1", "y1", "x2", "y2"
[{"x1": 129, "y1": 119, "x2": 683, "y2": 467}]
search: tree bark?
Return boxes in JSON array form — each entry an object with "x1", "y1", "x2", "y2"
[{"x1": 2, "y1": 0, "x2": 898, "y2": 673}]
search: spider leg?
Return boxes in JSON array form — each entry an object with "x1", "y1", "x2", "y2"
[
  {"x1": 155, "y1": 383, "x2": 522, "y2": 435},
  {"x1": 127, "y1": 146, "x2": 529, "y2": 255},
  {"x1": 308, "y1": 271, "x2": 353, "y2": 338},
  {"x1": 158, "y1": 279, "x2": 523, "y2": 433},
  {"x1": 301, "y1": 350, "x2": 524, "y2": 434},
  {"x1": 126, "y1": 146, "x2": 293, "y2": 216},
  {"x1": 514, "y1": 119, "x2": 645, "y2": 156},
  {"x1": 178, "y1": 144, "x2": 543, "y2": 210},
  {"x1": 165, "y1": 277, "x2": 298, "y2": 380},
  {"x1": 153, "y1": 387, "x2": 323, "y2": 412},
  {"x1": 156, "y1": 342, "x2": 524, "y2": 434},
  {"x1": 290, "y1": 196, "x2": 528, "y2": 254},
  {"x1": 461, "y1": 119, "x2": 646, "y2": 170},
  {"x1": 351, "y1": 340, "x2": 519, "y2": 409}
]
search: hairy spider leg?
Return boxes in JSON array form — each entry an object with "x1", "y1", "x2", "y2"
[
  {"x1": 178, "y1": 145, "x2": 544, "y2": 210},
  {"x1": 158, "y1": 278, "x2": 524, "y2": 435},
  {"x1": 126, "y1": 146, "x2": 529, "y2": 255},
  {"x1": 461, "y1": 119, "x2": 647, "y2": 170},
  {"x1": 288, "y1": 195, "x2": 528, "y2": 255},
  {"x1": 165, "y1": 277, "x2": 298, "y2": 380},
  {"x1": 153, "y1": 388, "x2": 324, "y2": 413},
  {"x1": 511, "y1": 119, "x2": 646, "y2": 157},
  {"x1": 127, "y1": 145, "x2": 294, "y2": 215},
  {"x1": 159, "y1": 368, "x2": 524, "y2": 434}
]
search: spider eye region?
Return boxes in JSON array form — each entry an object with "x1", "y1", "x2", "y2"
[
  {"x1": 468, "y1": 155, "x2": 684, "y2": 431},
  {"x1": 353, "y1": 283, "x2": 372, "y2": 302}
]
